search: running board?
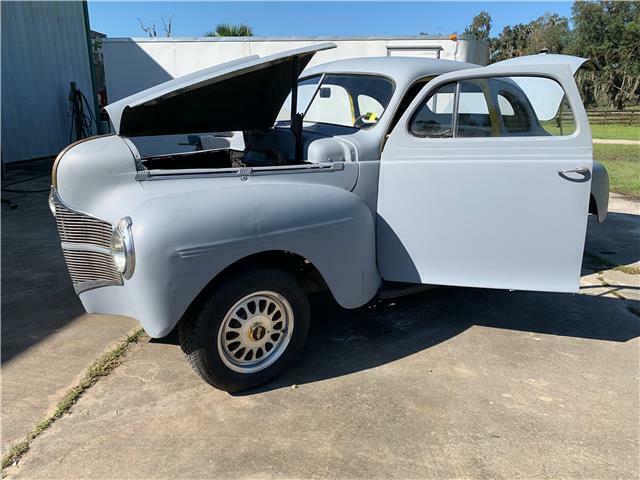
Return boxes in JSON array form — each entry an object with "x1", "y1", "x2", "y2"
[{"x1": 376, "y1": 282, "x2": 438, "y2": 300}]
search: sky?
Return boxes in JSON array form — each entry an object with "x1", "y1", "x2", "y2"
[{"x1": 88, "y1": 1, "x2": 574, "y2": 38}]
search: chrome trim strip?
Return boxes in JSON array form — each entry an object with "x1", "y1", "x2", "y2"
[
  {"x1": 142, "y1": 162, "x2": 345, "y2": 181},
  {"x1": 61, "y1": 241, "x2": 111, "y2": 255},
  {"x1": 120, "y1": 136, "x2": 145, "y2": 171},
  {"x1": 50, "y1": 187, "x2": 113, "y2": 224},
  {"x1": 75, "y1": 279, "x2": 121, "y2": 295},
  {"x1": 135, "y1": 170, "x2": 150, "y2": 181},
  {"x1": 51, "y1": 134, "x2": 115, "y2": 188}
]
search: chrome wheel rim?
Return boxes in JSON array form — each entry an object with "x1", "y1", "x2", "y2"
[{"x1": 217, "y1": 291, "x2": 294, "y2": 373}]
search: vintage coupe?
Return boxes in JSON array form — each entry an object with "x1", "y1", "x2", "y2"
[{"x1": 51, "y1": 44, "x2": 609, "y2": 391}]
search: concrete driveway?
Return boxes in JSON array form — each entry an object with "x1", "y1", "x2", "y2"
[{"x1": 2, "y1": 162, "x2": 639, "y2": 479}]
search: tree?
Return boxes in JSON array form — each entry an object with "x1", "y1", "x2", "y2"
[
  {"x1": 137, "y1": 16, "x2": 173, "y2": 37},
  {"x1": 205, "y1": 23, "x2": 253, "y2": 37},
  {"x1": 483, "y1": 1, "x2": 638, "y2": 108},
  {"x1": 571, "y1": 0, "x2": 639, "y2": 109},
  {"x1": 490, "y1": 23, "x2": 532, "y2": 61},
  {"x1": 528, "y1": 13, "x2": 572, "y2": 55},
  {"x1": 490, "y1": 13, "x2": 571, "y2": 62},
  {"x1": 464, "y1": 11, "x2": 492, "y2": 41}
]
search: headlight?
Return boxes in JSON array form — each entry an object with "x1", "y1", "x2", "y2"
[{"x1": 110, "y1": 217, "x2": 135, "y2": 279}]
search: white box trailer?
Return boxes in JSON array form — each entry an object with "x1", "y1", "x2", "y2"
[{"x1": 103, "y1": 36, "x2": 489, "y2": 102}]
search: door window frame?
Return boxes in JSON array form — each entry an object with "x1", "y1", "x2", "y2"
[
  {"x1": 407, "y1": 74, "x2": 579, "y2": 140},
  {"x1": 381, "y1": 75, "x2": 436, "y2": 152}
]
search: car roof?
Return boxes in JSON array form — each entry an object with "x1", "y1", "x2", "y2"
[{"x1": 303, "y1": 56, "x2": 479, "y2": 83}]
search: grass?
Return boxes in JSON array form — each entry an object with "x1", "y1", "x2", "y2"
[
  {"x1": 540, "y1": 118, "x2": 577, "y2": 136},
  {"x1": 587, "y1": 252, "x2": 640, "y2": 275},
  {"x1": 591, "y1": 124, "x2": 640, "y2": 141},
  {"x1": 1, "y1": 328, "x2": 145, "y2": 470},
  {"x1": 593, "y1": 143, "x2": 640, "y2": 197},
  {"x1": 613, "y1": 265, "x2": 640, "y2": 276}
]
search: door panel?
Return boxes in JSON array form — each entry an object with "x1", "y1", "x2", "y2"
[{"x1": 377, "y1": 64, "x2": 592, "y2": 293}]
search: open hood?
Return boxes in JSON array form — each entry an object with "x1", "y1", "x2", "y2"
[
  {"x1": 105, "y1": 43, "x2": 336, "y2": 137},
  {"x1": 492, "y1": 53, "x2": 600, "y2": 75}
]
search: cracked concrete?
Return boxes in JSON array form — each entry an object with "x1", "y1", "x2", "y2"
[{"x1": 5, "y1": 286, "x2": 639, "y2": 479}]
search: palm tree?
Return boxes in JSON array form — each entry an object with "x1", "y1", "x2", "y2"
[{"x1": 205, "y1": 23, "x2": 253, "y2": 37}]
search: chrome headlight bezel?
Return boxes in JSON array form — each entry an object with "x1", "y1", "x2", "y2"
[
  {"x1": 110, "y1": 217, "x2": 135, "y2": 279},
  {"x1": 48, "y1": 190, "x2": 57, "y2": 217}
]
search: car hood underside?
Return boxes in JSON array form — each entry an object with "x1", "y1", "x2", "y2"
[{"x1": 104, "y1": 43, "x2": 336, "y2": 137}]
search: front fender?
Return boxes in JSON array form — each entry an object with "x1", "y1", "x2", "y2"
[{"x1": 80, "y1": 182, "x2": 380, "y2": 337}]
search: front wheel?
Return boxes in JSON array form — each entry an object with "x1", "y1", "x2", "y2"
[{"x1": 179, "y1": 268, "x2": 310, "y2": 392}]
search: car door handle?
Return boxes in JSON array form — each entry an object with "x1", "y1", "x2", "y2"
[{"x1": 558, "y1": 167, "x2": 591, "y2": 183}]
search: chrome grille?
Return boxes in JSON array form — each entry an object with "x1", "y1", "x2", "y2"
[
  {"x1": 51, "y1": 190, "x2": 122, "y2": 293},
  {"x1": 62, "y1": 249, "x2": 122, "y2": 285},
  {"x1": 54, "y1": 203, "x2": 112, "y2": 249}
]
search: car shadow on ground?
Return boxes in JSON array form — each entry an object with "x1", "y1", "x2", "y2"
[
  {"x1": 1, "y1": 159, "x2": 89, "y2": 365},
  {"x1": 223, "y1": 286, "x2": 639, "y2": 395},
  {"x1": 582, "y1": 211, "x2": 640, "y2": 275},
  {"x1": 148, "y1": 207, "x2": 640, "y2": 395},
  {"x1": 230, "y1": 208, "x2": 640, "y2": 395}
]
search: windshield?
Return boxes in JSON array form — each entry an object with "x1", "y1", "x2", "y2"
[{"x1": 276, "y1": 74, "x2": 395, "y2": 129}]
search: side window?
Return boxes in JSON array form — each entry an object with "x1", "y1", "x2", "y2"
[
  {"x1": 386, "y1": 77, "x2": 433, "y2": 136},
  {"x1": 456, "y1": 79, "x2": 497, "y2": 137},
  {"x1": 497, "y1": 91, "x2": 531, "y2": 133},
  {"x1": 410, "y1": 82, "x2": 455, "y2": 138},
  {"x1": 493, "y1": 77, "x2": 576, "y2": 136},
  {"x1": 552, "y1": 97, "x2": 576, "y2": 136},
  {"x1": 409, "y1": 75, "x2": 577, "y2": 139}
]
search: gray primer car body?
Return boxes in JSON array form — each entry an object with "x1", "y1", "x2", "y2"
[{"x1": 51, "y1": 45, "x2": 609, "y2": 338}]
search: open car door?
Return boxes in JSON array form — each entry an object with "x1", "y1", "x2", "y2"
[{"x1": 377, "y1": 60, "x2": 592, "y2": 293}]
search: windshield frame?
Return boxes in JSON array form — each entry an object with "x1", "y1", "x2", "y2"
[{"x1": 276, "y1": 72, "x2": 396, "y2": 131}]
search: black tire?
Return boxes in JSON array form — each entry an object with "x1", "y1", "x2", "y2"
[{"x1": 179, "y1": 268, "x2": 310, "y2": 392}]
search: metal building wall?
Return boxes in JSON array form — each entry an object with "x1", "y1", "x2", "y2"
[{"x1": 1, "y1": 1, "x2": 95, "y2": 163}]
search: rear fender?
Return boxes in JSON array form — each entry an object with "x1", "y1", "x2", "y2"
[{"x1": 590, "y1": 161, "x2": 609, "y2": 223}]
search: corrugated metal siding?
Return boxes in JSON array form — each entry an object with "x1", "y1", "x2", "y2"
[{"x1": 1, "y1": 1, "x2": 94, "y2": 162}]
